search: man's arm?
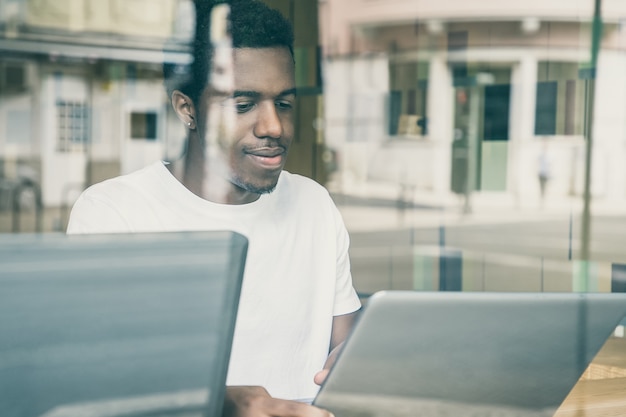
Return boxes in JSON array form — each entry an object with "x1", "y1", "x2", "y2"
[
  {"x1": 222, "y1": 311, "x2": 359, "y2": 416},
  {"x1": 314, "y1": 310, "x2": 360, "y2": 386},
  {"x1": 329, "y1": 310, "x2": 359, "y2": 351}
]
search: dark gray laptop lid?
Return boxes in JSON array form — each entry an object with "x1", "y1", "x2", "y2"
[
  {"x1": 0, "y1": 231, "x2": 248, "y2": 417},
  {"x1": 314, "y1": 291, "x2": 626, "y2": 416}
]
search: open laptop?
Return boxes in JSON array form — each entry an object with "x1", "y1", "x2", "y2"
[
  {"x1": 0, "y1": 231, "x2": 248, "y2": 417},
  {"x1": 314, "y1": 291, "x2": 626, "y2": 417}
]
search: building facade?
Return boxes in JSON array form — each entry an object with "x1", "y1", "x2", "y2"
[
  {"x1": 320, "y1": 0, "x2": 626, "y2": 208},
  {"x1": 0, "y1": 0, "x2": 191, "y2": 216}
]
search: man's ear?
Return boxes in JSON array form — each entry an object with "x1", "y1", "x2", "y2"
[{"x1": 171, "y1": 90, "x2": 196, "y2": 130}]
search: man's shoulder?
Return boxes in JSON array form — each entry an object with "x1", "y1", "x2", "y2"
[
  {"x1": 67, "y1": 162, "x2": 168, "y2": 234},
  {"x1": 75, "y1": 162, "x2": 166, "y2": 210},
  {"x1": 84, "y1": 162, "x2": 163, "y2": 195}
]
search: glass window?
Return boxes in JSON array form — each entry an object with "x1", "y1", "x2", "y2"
[
  {"x1": 130, "y1": 111, "x2": 158, "y2": 141},
  {"x1": 535, "y1": 61, "x2": 587, "y2": 136},
  {"x1": 1, "y1": 1, "x2": 626, "y2": 415},
  {"x1": 388, "y1": 61, "x2": 429, "y2": 136},
  {"x1": 56, "y1": 100, "x2": 90, "y2": 152}
]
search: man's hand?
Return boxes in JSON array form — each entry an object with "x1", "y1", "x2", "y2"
[
  {"x1": 314, "y1": 310, "x2": 360, "y2": 386},
  {"x1": 223, "y1": 386, "x2": 333, "y2": 417},
  {"x1": 313, "y1": 342, "x2": 343, "y2": 386}
]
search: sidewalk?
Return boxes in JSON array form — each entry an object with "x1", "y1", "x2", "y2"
[{"x1": 332, "y1": 186, "x2": 626, "y2": 233}]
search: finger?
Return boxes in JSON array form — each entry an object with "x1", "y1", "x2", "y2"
[
  {"x1": 322, "y1": 342, "x2": 343, "y2": 370},
  {"x1": 313, "y1": 369, "x2": 329, "y2": 386}
]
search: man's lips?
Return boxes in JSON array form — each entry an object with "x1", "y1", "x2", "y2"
[
  {"x1": 246, "y1": 147, "x2": 285, "y2": 157},
  {"x1": 245, "y1": 147, "x2": 286, "y2": 168}
]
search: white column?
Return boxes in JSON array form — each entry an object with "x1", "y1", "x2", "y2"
[
  {"x1": 427, "y1": 54, "x2": 453, "y2": 196},
  {"x1": 509, "y1": 54, "x2": 537, "y2": 206},
  {"x1": 593, "y1": 51, "x2": 626, "y2": 202}
]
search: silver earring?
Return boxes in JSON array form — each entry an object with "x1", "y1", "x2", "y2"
[{"x1": 187, "y1": 122, "x2": 191, "y2": 126}]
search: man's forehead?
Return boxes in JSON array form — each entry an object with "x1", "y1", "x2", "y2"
[
  {"x1": 206, "y1": 46, "x2": 294, "y2": 98},
  {"x1": 232, "y1": 47, "x2": 294, "y2": 72},
  {"x1": 231, "y1": 47, "x2": 295, "y2": 92}
]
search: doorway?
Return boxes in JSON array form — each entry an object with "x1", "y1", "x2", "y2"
[{"x1": 450, "y1": 66, "x2": 511, "y2": 195}]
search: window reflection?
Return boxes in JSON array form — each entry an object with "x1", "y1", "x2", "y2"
[
  {"x1": 1, "y1": 0, "x2": 626, "y2": 416},
  {"x1": 0, "y1": 0, "x2": 624, "y2": 286},
  {"x1": 0, "y1": 0, "x2": 624, "y2": 290},
  {"x1": 316, "y1": 0, "x2": 626, "y2": 298}
]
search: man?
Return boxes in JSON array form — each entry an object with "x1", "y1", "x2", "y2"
[{"x1": 67, "y1": 1, "x2": 360, "y2": 416}]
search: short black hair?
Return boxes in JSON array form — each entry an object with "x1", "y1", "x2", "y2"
[
  {"x1": 164, "y1": 0, "x2": 294, "y2": 105},
  {"x1": 229, "y1": 0, "x2": 294, "y2": 53}
]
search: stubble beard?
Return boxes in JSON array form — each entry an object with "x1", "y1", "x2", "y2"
[{"x1": 230, "y1": 172, "x2": 280, "y2": 196}]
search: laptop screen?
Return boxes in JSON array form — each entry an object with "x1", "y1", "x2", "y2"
[
  {"x1": 314, "y1": 291, "x2": 626, "y2": 417},
  {"x1": 0, "y1": 231, "x2": 247, "y2": 417}
]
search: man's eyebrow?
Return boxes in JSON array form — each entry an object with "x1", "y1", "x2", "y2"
[
  {"x1": 232, "y1": 90, "x2": 261, "y2": 99},
  {"x1": 279, "y1": 88, "x2": 297, "y2": 97},
  {"x1": 231, "y1": 88, "x2": 297, "y2": 99}
]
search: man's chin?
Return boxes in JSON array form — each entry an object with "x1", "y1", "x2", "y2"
[
  {"x1": 233, "y1": 178, "x2": 279, "y2": 196},
  {"x1": 249, "y1": 184, "x2": 277, "y2": 195}
]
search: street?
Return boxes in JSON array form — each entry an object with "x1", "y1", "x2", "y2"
[{"x1": 341, "y1": 200, "x2": 626, "y2": 295}]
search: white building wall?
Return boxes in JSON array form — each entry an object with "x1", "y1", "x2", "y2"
[
  {"x1": 40, "y1": 70, "x2": 88, "y2": 207},
  {"x1": 325, "y1": 39, "x2": 626, "y2": 205},
  {"x1": 1, "y1": 62, "x2": 183, "y2": 208},
  {"x1": 89, "y1": 76, "x2": 123, "y2": 162},
  {"x1": 510, "y1": 49, "x2": 626, "y2": 206},
  {"x1": 323, "y1": 55, "x2": 389, "y2": 193},
  {"x1": 25, "y1": 0, "x2": 177, "y2": 38},
  {"x1": 119, "y1": 77, "x2": 169, "y2": 175},
  {"x1": 324, "y1": 54, "x2": 459, "y2": 198}
]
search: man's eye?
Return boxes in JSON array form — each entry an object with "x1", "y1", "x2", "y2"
[
  {"x1": 235, "y1": 102, "x2": 254, "y2": 113},
  {"x1": 276, "y1": 101, "x2": 293, "y2": 110}
]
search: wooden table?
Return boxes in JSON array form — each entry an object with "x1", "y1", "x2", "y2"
[{"x1": 555, "y1": 336, "x2": 626, "y2": 417}]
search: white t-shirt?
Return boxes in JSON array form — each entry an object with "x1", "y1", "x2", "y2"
[{"x1": 67, "y1": 161, "x2": 361, "y2": 400}]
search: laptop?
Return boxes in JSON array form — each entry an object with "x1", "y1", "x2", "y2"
[
  {"x1": 0, "y1": 231, "x2": 248, "y2": 417},
  {"x1": 314, "y1": 291, "x2": 626, "y2": 417}
]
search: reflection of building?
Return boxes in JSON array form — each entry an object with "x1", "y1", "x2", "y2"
[
  {"x1": 0, "y1": 0, "x2": 191, "y2": 213},
  {"x1": 320, "y1": 0, "x2": 626, "y2": 206}
]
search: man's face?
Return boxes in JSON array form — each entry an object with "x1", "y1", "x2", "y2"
[{"x1": 206, "y1": 47, "x2": 296, "y2": 196}]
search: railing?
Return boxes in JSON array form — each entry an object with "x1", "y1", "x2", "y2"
[
  {"x1": 0, "y1": 177, "x2": 43, "y2": 233},
  {"x1": 351, "y1": 244, "x2": 626, "y2": 297}
]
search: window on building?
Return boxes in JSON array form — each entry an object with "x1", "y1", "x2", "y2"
[
  {"x1": 130, "y1": 111, "x2": 158, "y2": 141},
  {"x1": 0, "y1": 62, "x2": 28, "y2": 93},
  {"x1": 449, "y1": 31, "x2": 468, "y2": 86},
  {"x1": 388, "y1": 61, "x2": 429, "y2": 136},
  {"x1": 56, "y1": 100, "x2": 90, "y2": 152},
  {"x1": 534, "y1": 61, "x2": 585, "y2": 136},
  {"x1": 447, "y1": 31, "x2": 468, "y2": 52},
  {"x1": 483, "y1": 83, "x2": 510, "y2": 141},
  {"x1": 535, "y1": 81, "x2": 557, "y2": 135}
]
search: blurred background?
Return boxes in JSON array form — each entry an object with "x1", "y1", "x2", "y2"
[{"x1": 1, "y1": 0, "x2": 626, "y2": 296}]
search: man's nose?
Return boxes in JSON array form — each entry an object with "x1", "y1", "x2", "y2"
[{"x1": 253, "y1": 102, "x2": 283, "y2": 139}]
